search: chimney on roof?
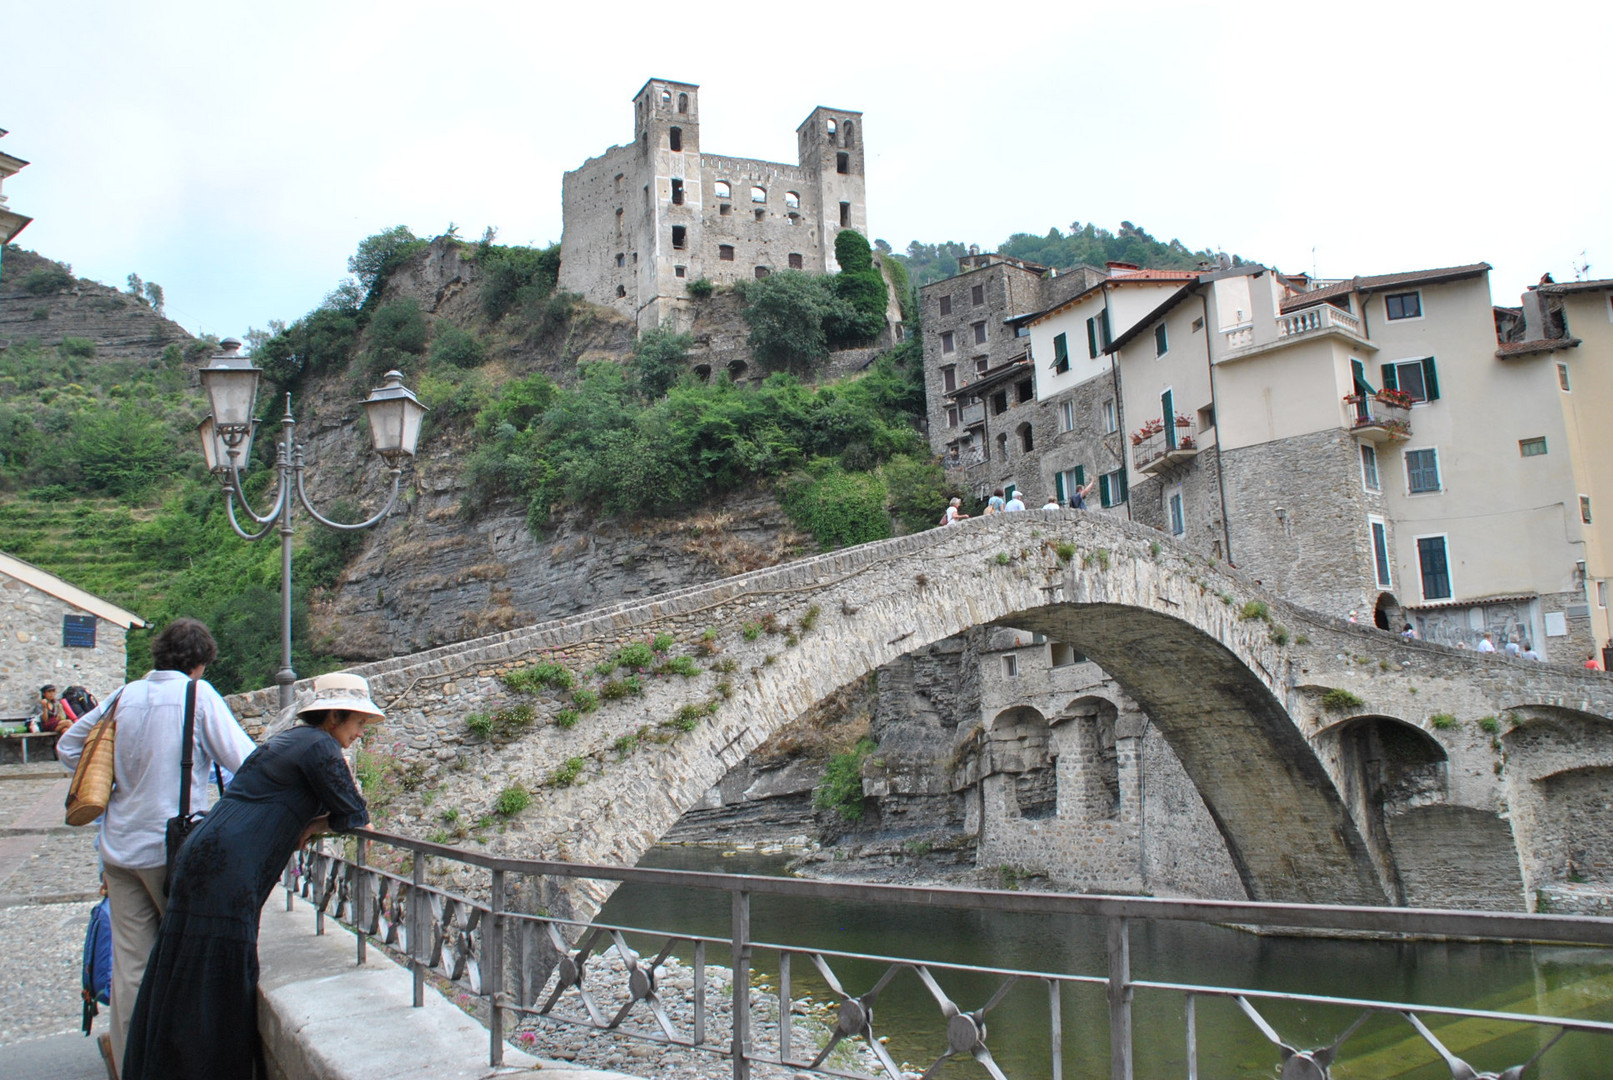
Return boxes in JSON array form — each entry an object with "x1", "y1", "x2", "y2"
[{"x1": 968, "y1": 244, "x2": 980, "y2": 256}]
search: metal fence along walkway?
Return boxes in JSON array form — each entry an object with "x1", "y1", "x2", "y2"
[{"x1": 283, "y1": 829, "x2": 1613, "y2": 1080}]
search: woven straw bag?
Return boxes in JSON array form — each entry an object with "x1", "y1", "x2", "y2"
[{"x1": 65, "y1": 691, "x2": 123, "y2": 827}]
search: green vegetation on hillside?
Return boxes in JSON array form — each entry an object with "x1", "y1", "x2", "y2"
[
  {"x1": 894, "y1": 219, "x2": 1246, "y2": 287},
  {"x1": 0, "y1": 222, "x2": 944, "y2": 692}
]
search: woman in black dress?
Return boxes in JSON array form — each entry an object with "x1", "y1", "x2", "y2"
[{"x1": 122, "y1": 672, "x2": 383, "y2": 1080}]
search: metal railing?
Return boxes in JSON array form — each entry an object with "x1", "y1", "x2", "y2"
[{"x1": 283, "y1": 829, "x2": 1613, "y2": 1080}]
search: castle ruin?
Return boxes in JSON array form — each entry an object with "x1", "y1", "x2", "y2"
[{"x1": 558, "y1": 79, "x2": 868, "y2": 333}]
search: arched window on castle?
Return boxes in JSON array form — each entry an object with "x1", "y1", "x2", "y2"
[
  {"x1": 677, "y1": 92, "x2": 688, "y2": 114},
  {"x1": 714, "y1": 180, "x2": 731, "y2": 200},
  {"x1": 750, "y1": 186, "x2": 766, "y2": 203},
  {"x1": 842, "y1": 120, "x2": 855, "y2": 147},
  {"x1": 660, "y1": 89, "x2": 671, "y2": 108},
  {"x1": 826, "y1": 117, "x2": 837, "y2": 139},
  {"x1": 785, "y1": 191, "x2": 800, "y2": 209},
  {"x1": 669, "y1": 127, "x2": 682, "y2": 152}
]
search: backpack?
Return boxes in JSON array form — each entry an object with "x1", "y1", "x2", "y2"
[
  {"x1": 63, "y1": 686, "x2": 97, "y2": 718},
  {"x1": 81, "y1": 897, "x2": 111, "y2": 1033}
]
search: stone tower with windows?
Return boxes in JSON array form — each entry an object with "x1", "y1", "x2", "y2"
[{"x1": 559, "y1": 79, "x2": 869, "y2": 333}]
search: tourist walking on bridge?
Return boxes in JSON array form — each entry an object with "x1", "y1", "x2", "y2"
[
  {"x1": 122, "y1": 672, "x2": 380, "y2": 1080},
  {"x1": 56, "y1": 618, "x2": 257, "y2": 1077}
]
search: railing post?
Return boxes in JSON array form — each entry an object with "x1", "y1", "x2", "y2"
[
  {"x1": 355, "y1": 836, "x2": 368, "y2": 966},
  {"x1": 314, "y1": 846, "x2": 325, "y2": 936},
  {"x1": 411, "y1": 851, "x2": 425, "y2": 1008},
  {"x1": 1049, "y1": 980, "x2": 1063, "y2": 1080},
  {"x1": 731, "y1": 889, "x2": 752, "y2": 1080},
  {"x1": 488, "y1": 868, "x2": 505, "y2": 1067},
  {"x1": 1107, "y1": 916, "x2": 1133, "y2": 1080}
]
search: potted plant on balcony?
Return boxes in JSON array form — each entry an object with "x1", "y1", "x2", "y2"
[
  {"x1": 1130, "y1": 417, "x2": 1165, "y2": 445},
  {"x1": 1374, "y1": 387, "x2": 1416, "y2": 410}
]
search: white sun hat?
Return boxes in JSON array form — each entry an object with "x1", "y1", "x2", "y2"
[{"x1": 295, "y1": 672, "x2": 386, "y2": 720}]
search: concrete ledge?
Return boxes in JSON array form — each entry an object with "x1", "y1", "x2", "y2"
[{"x1": 256, "y1": 898, "x2": 637, "y2": 1080}]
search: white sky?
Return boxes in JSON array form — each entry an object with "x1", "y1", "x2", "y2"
[{"x1": 6, "y1": 0, "x2": 1609, "y2": 341}]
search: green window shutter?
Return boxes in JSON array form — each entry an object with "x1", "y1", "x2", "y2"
[
  {"x1": 1053, "y1": 333, "x2": 1069, "y2": 371},
  {"x1": 1117, "y1": 470, "x2": 1128, "y2": 503},
  {"x1": 1099, "y1": 474, "x2": 1112, "y2": 508},
  {"x1": 1100, "y1": 308, "x2": 1113, "y2": 349},
  {"x1": 1086, "y1": 317, "x2": 1098, "y2": 358},
  {"x1": 1421, "y1": 356, "x2": 1440, "y2": 401},
  {"x1": 1055, "y1": 472, "x2": 1066, "y2": 503},
  {"x1": 1075, "y1": 465, "x2": 1085, "y2": 486},
  {"x1": 1162, "y1": 389, "x2": 1175, "y2": 450},
  {"x1": 1380, "y1": 363, "x2": 1398, "y2": 391},
  {"x1": 1351, "y1": 358, "x2": 1375, "y2": 395}
]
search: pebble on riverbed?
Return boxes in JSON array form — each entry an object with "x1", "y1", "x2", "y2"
[{"x1": 504, "y1": 946, "x2": 918, "y2": 1080}]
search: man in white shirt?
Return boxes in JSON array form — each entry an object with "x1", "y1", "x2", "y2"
[
  {"x1": 1004, "y1": 492, "x2": 1026, "y2": 512},
  {"x1": 57, "y1": 618, "x2": 258, "y2": 1072}
]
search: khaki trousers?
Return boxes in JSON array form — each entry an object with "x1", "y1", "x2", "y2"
[{"x1": 102, "y1": 862, "x2": 167, "y2": 1075}]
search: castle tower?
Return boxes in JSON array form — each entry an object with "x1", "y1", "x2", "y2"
[
  {"x1": 796, "y1": 106, "x2": 867, "y2": 273},
  {"x1": 632, "y1": 78, "x2": 702, "y2": 330}
]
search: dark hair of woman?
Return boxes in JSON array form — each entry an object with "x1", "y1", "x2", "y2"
[
  {"x1": 149, "y1": 618, "x2": 219, "y2": 673},
  {"x1": 300, "y1": 708, "x2": 350, "y2": 727}
]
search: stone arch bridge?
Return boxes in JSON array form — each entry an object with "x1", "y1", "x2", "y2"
[{"x1": 230, "y1": 513, "x2": 1613, "y2": 914}]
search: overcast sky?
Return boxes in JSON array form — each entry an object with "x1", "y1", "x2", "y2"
[{"x1": 6, "y1": 1, "x2": 1609, "y2": 342}]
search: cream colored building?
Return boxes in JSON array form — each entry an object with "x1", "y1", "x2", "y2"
[
  {"x1": 1105, "y1": 263, "x2": 1605, "y2": 659},
  {"x1": 0, "y1": 126, "x2": 33, "y2": 251}
]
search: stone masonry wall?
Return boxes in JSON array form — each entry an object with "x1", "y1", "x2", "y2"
[
  {"x1": 1220, "y1": 428, "x2": 1382, "y2": 617},
  {"x1": 0, "y1": 573, "x2": 128, "y2": 715}
]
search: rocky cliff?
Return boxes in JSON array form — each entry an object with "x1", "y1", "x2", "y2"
[{"x1": 0, "y1": 248, "x2": 193, "y2": 360}]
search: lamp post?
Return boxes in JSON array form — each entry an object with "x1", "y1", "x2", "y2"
[{"x1": 197, "y1": 338, "x2": 428, "y2": 711}]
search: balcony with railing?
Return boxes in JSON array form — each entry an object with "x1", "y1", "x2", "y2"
[
  {"x1": 1344, "y1": 389, "x2": 1414, "y2": 443},
  {"x1": 943, "y1": 444, "x2": 986, "y2": 470},
  {"x1": 1131, "y1": 416, "x2": 1200, "y2": 475},
  {"x1": 1221, "y1": 304, "x2": 1368, "y2": 357}
]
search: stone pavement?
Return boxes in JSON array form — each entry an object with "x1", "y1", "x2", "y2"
[{"x1": 0, "y1": 761, "x2": 639, "y2": 1080}]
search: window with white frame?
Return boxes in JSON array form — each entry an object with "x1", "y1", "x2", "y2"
[
  {"x1": 1384, "y1": 291, "x2": 1422, "y2": 320},
  {"x1": 1002, "y1": 653, "x2": 1019, "y2": 678},
  {"x1": 1369, "y1": 515, "x2": 1392, "y2": 588},
  {"x1": 1360, "y1": 443, "x2": 1380, "y2": 492},
  {"x1": 1059, "y1": 400, "x2": 1076, "y2": 432},
  {"x1": 1102, "y1": 399, "x2": 1117, "y2": 433},
  {"x1": 1416, "y1": 535, "x2": 1451, "y2": 600},
  {"x1": 1381, "y1": 357, "x2": 1440, "y2": 402},
  {"x1": 1405, "y1": 448, "x2": 1441, "y2": 494}
]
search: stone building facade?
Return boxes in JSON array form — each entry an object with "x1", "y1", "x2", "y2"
[
  {"x1": 559, "y1": 78, "x2": 869, "y2": 333},
  {"x1": 0, "y1": 552, "x2": 143, "y2": 715}
]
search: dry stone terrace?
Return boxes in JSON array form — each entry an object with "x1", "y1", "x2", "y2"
[{"x1": 227, "y1": 512, "x2": 1613, "y2": 921}]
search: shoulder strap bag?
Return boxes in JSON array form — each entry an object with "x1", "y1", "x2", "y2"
[
  {"x1": 162, "y1": 680, "x2": 223, "y2": 894},
  {"x1": 64, "y1": 690, "x2": 124, "y2": 827}
]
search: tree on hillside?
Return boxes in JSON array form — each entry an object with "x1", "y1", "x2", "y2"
[
  {"x1": 348, "y1": 226, "x2": 426, "y2": 299},
  {"x1": 742, "y1": 271, "x2": 833, "y2": 373}
]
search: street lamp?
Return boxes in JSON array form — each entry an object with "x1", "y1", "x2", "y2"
[{"x1": 197, "y1": 338, "x2": 428, "y2": 710}]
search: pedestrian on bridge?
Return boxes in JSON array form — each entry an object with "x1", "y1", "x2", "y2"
[
  {"x1": 56, "y1": 618, "x2": 257, "y2": 1077},
  {"x1": 121, "y1": 671, "x2": 380, "y2": 1080}
]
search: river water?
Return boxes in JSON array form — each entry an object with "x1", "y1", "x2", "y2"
[{"x1": 595, "y1": 846, "x2": 1613, "y2": 1079}]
